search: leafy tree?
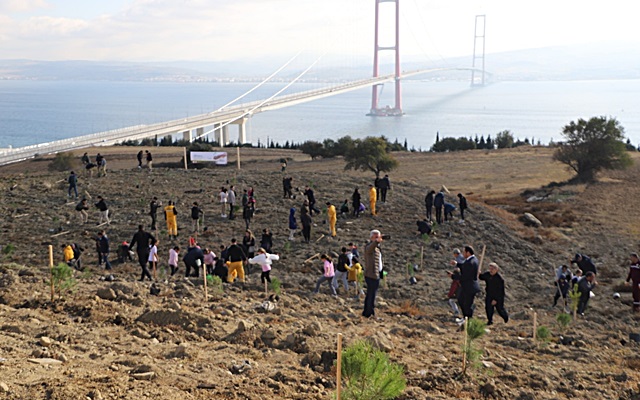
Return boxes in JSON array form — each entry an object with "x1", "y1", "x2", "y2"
[
  {"x1": 339, "y1": 340, "x2": 406, "y2": 400},
  {"x1": 299, "y1": 141, "x2": 325, "y2": 159},
  {"x1": 344, "y1": 137, "x2": 398, "y2": 178},
  {"x1": 334, "y1": 136, "x2": 355, "y2": 156},
  {"x1": 431, "y1": 137, "x2": 476, "y2": 152},
  {"x1": 495, "y1": 130, "x2": 514, "y2": 149},
  {"x1": 553, "y1": 116, "x2": 632, "y2": 182}
]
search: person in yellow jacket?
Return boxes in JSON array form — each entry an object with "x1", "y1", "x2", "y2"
[
  {"x1": 368, "y1": 184, "x2": 377, "y2": 216},
  {"x1": 326, "y1": 201, "x2": 337, "y2": 237},
  {"x1": 345, "y1": 257, "x2": 364, "y2": 297},
  {"x1": 63, "y1": 244, "x2": 74, "y2": 264},
  {"x1": 164, "y1": 200, "x2": 178, "y2": 239}
]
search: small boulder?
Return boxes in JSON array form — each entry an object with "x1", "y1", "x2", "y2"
[
  {"x1": 366, "y1": 333, "x2": 394, "y2": 353},
  {"x1": 0, "y1": 382, "x2": 9, "y2": 393},
  {"x1": 38, "y1": 336, "x2": 53, "y2": 347},
  {"x1": 97, "y1": 287, "x2": 117, "y2": 301},
  {"x1": 302, "y1": 321, "x2": 322, "y2": 337},
  {"x1": 521, "y1": 213, "x2": 542, "y2": 227}
]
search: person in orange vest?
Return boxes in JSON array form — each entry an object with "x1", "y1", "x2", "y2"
[
  {"x1": 326, "y1": 201, "x2": 337, "y2": 237},
  {"x1": 368, "y1": 184, "x2": 377, "y2": 216}
]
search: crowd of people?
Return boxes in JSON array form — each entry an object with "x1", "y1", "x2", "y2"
[{"x1": 58, "y1": 152, "x2": 640, "y2": 331}]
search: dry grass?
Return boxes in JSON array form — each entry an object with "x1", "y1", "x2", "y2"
[{"x1": 387, "y1": 300, "x2": 427, "y2": 318}]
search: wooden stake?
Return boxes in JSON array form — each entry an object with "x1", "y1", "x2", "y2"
[
  {"x1": 183, "y1": 147, "x2": 188, "y2": 170},
  {"x1": 48, "y1": 245, "x2": 54, "y2": 302},
  {"x1": 236, "y1": 146, "x2": 241, "y2": 170},
  {"x1": 315, "y1": 234, "x2": 325, "y2": 243},
  {"x1": 304, "y1": 253, "x2": 320, "y2": 263},
  {"x1": 420, "y1": 246, "x2": 424, "y2": 269},
  {"x1": 203, "y1": 263, "x2": 208, "y2": 301},
  {"x1": 477, "y1": 245, "x2": 486, "y2": 279},
  {"x1": 462, "y1": 317, "x2": 469, "y2": 374},
  {"x1": 336, "y1": 333, "x2": 343, "y2": 400},
  {"x1": 96, "y1": 221, "x2": 109, "y2": 228},
  {"x1": 533, "y1": 311, "x2": 537, "y2": 340},
  {"x1": 51, "y1": 231, "x2": 70, "y2": 238}
]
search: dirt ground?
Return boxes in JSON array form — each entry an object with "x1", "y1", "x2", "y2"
[{"x1": 1, "y1": 146, "x2": 640, "y2": 400}]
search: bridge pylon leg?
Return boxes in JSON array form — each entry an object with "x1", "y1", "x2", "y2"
[{"x1": 182, "y1": 130, "x2": 193, "y2": 142}]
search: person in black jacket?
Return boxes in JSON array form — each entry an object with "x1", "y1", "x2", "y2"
[
  {"x1": 226, "y1": 238, "x2": 248, "y2": 283},
  {"x1": 301, "y1": 209, "x2": 312, "y2": 243},
  {"x1": 97, "y1": 230, "x2": 112, "y2": 270},
  {"x1": 183, "y1": 245, "x2": 205, "y2": 278},
  {"x1": 303, "y1": 186, "x2": 320, "y2": 215},
  {"x1": 129, "y1": 225, "x2": 155, "y2": 281},
  {"x1": 434, "y1": 190, "x2": 445, "y2": 224},
  {"x1": 457, "y1": 193, "x2": 468, "y2": 221},
  {"x1": 378, "y1": 175, "x2": 391, "y2": 203},
  {"x1": 260, "y1": 229, "x2": 273, "y2": 253},
  {"x1": 577, "y1": 271, "x2": 597, "y2": 315},
  {"x1": 332, "y1": 247, "x2": 351, "y2": 293},
  {"x1": 149, "y1": 197, "x2": 160, "y2": 231},
  {"x1": 351, "y1": 188, "x2": 361, "y2": 218},
  {"x1": 571, "y1": 253, "x2": 597, "y2": 276},
  {"x1": 95, "y1": 196, "x2": 110, "y2": 225},
  {"x1": 137, "y1": 150, "x2": 143, "y2": 168},
  {"x1": 71, "y1": 243, "x2": 84, "y2": 271},
  {"x1": 191, "y1": 202, "x2": 203, "y2": 233},
  {"x1": 425, "y1": 190, "x2": 435, "y2": 221},
  {"x1": 479, "y1": 263, "x2": 509, "y2": 325},
  {"x1": 451, "y1": 245, "x2": 480, "y2": 322}
]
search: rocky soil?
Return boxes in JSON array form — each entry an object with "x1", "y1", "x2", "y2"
[{"x1": 1, "y1": 147, "x2": 640, "y2": 400}]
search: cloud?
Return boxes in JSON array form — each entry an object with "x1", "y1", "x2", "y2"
[{"x1": 0, "y1": 0, "x2": 49, "y2": 13}]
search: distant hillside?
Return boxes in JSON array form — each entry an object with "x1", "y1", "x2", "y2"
[{"x1": 1, "y1": 42, "x2": 639, "y2": 82}]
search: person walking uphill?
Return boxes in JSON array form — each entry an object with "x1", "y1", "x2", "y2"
[
  {"x1": 149, "y1": 197, "x2": 160, "y2": 231},
  {"x1": 191, "y1": 202, "x2": 203, "y2": 233},
  {"x1": 249, "y1": 248, "x2": 280, "y2": 285},
  {"x1": 425, "y1": 190, "x2": 435, "y2": 221},
  {"x1": 68, "y1": 171, "x2": 78, "y2": 199},
  {"x1": 457, "y1": 193, "x2": 468, "y2": 221},
  {"x1": 95, "y1": 196, "x2": 110, "y2": 225},
  {"x1": 226, "y1": 238, "x2": 248, "y2": 284},
  {"x1": 137, "y1": 150, "x2": 143, "y2": 168},
  {"x1": 351, "y1": 188, "x2": 362, "y2": 218},
  {"x1": 378, "y1": 175, "x2": 391, "y2": 203},
  {"x1": 326, "y1": 202, "x2": 337, "y2": 237},
  {"x1": 129, "y1": 225, "x2": 155, "y2": 282},
  {"x1": 368, "y1": 184, "x2": 377, "y2": 216},
  {"x1": 145, "y1": 150, "x2": 153, "y2": 171},
  {"x1": 288, "y1": 208, "x2": 298, "y2": 241},
  {"x1": 452, "y1": 245, "x2": 480, "y2": 322},
  {"x1": 314, "y1": 254, "x2": 337, "y2": 296},
  {"x1": 479, "y1": 263, "x2": 509, "y2": 325},
  {"x1": 164, "y1": 201, "x2": 178, "y2": 240},
  {"x1": 571, "y1": 253, "x2": 597, "y2": 276},
  {"x1": 627, "y1": 253, "x2": 640, "y2": 312},
  {"x1": 363, "y1": 229, "x2": 384, "y2": 319}
]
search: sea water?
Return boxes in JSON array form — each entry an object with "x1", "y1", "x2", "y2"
[{"x1": 0, "y1": 79, "x2": 638, "y2": 149}]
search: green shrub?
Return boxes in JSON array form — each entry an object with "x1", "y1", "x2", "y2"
[
  {"x1": 463, "y1": 318, "x2": 487, "y2": 373},
  {"x1": 556, "y1": 312, "x2": 571, "y2": 331},
  {"x1": 339, "y1": 340, "x2": 406, "y2": 400},
  {"x1": 569, "y1": 286, "x2": 581, "y2": 315},
  {"x1": 1, "y1": 244, "x2": 16, "y2": 256},
  {"x1": 536, "y1": 325, "x2": 551, "y2": 342},
  {"x1": 51, "y1": 262, "x2": 77, "y2": 299},
  {"x1": 209, "y1": 275, "x2": 223, "y2": 298},
  {"x1": 466, "y1": 318, "x2": 486, "y2": 341},
  {"x1": 49, "y1": 152, "x2": 75, "y2": 171},
  {"x1": 270, "y1": 277, "x2": 282, "y2": 296}
]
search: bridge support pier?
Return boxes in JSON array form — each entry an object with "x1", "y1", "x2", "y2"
[
  {"x1": 232, "y1": 118, "x2": 248, "y2": 144},
  {"x1": 195, "y1": 127, "x2": 204, "y2": 141},
  {"x1": 182, "y1": 130, "x2": 193, "y2": 142}
]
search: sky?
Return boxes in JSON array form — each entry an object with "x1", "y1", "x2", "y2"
[{"x1": 0, "y1": 0, "x2": 638, "y2": 65}]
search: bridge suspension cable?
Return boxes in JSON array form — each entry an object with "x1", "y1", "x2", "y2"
[
  {"x1": 212, "y1": 51, "x2": 302, "y2": 112},
  {"x1": 193, "y1": 54, "x2": 325, "y2": 142}
]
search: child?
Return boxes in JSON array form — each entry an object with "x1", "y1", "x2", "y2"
[
  {"x1": 346, "y1": 257, "x2": 364, "y2": 297},
  {"x1": 148, "y1": 238, "x2": 159, "y2": 280},
  {"x1": 313, "y1": 254, "x2": 337, "y2": 296},
  {"x1": 169, "y1": 246, "x2": 180, "y2": 277},
  {"x1": 249, "y1": 247, "x2": 280, "y2": 285},
  {"x1": 204, "y1": 248, "x2": 216, "y2": 275},
  {"x1": 447, "y1": 267, "x2": 461, "y2": 316}
]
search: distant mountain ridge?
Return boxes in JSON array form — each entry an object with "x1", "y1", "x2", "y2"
[{"x1": 1, "y1": 42, "x2": 639, "y2": 82}]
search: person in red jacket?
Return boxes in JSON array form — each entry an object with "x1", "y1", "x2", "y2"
[
  {"x1": 627, "y1": 253, "x2": 640, "y2": 312},
  {"x1": 447, "y1": 267, "x2": 461, "y2": 317}
]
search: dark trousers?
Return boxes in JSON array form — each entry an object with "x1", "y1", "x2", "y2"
[
  {"x1": 137, "y1": 250, "x2": 151, "y2": 281},
  {"x1": 460, "y1": 208, "x2": 465, "y2": 220},
  {"x1": 435, "y1": 206, "x2": 443, "y2": 224},
  {"x1": 261, "y1": 270, "x2": 271, "y2": 284},
  {"x1": 309, "y1": 201, "x2": 320, "y2": 216},
  {"x1": 302, "y1": 225, "x2": 311, "y2": 243},
  {"x1": 633, "y1": 281, "x2": 640, "y2": 310},
  {"x1": 150, "y1": 213, "x2": 157, "y2": 230},
  {"x1": 426, "y1": 206, "x2": 432, "y2": 221},
  {"x1": 553, "y1": 287, "x2": 569, "y2": 306},
  {"x1": 485, "y1": 297, "x2": 508, "y2": 324},
  {"x1": 185, "y1": 262, "x2": 199, "y2": 278},
  {"x1": 229, "y1": 203, "x2": 235, "y2": 219},
  {"x1": 577, "y1": 292, "x2": 590, "y2": 314},
  {"x1": 380, "y1": 188, "x2": 388, "y2": 202},
  {"x1": 363, "y1": 277, "x2": 380, "y2": 317},
  {"x1": 458, "y1": 288, "x2": 477, "y2": 318},
  {"x1": 101, "y1": 253, "x2": 112, "y2": 270},
  {"x1": 170, "y1": 264, "x2": 178, "y2": 276}
]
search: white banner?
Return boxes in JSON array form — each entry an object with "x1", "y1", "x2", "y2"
[{"x1": 190, "y1": 151, "x2": 227, "y2": 165}]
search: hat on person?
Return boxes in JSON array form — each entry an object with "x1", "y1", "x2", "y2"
[
  {"x1": 572, "y1": 253, "x2": 581, "y2": 262},
  {"x1": 189, "y1": 237, "x2": 196, "y2": 247},
  {"x1": 631, "y1": 252, "x2": 639, "y2": 259}
]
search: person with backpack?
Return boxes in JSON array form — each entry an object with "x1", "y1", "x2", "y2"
[{"x1": 332, "y1": 247, "x2": 350, "y2": 294}]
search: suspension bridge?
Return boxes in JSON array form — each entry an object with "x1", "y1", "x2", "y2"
[{"x1": 0, "y1": 2, "x2": 488, "y2": 167}]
